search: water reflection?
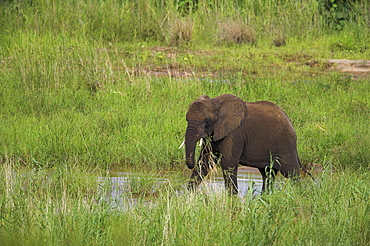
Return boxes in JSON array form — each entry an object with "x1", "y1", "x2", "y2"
[{"x1": 99, "y1": 167, "x2": 263, "y2": 207}]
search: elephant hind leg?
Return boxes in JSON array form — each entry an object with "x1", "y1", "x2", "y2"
[
  {"x1": 278, "y1": 161, "x2": 301, "y2": 190},
  {"x1": 276, "y1": 153, "x2": 301, "y2": 180},
  {"x1": 279, "y1": 164, "x2": 300, "y2": 179}
]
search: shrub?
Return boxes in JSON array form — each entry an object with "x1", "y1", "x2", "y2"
[{"x1": 217, "y1": 19, "x2": 256, "y2": 45}]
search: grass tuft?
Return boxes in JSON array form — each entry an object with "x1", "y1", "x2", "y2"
[
  {"x1": 167, "y1": 16, "x2": 193, "y2": 46},
  {"x1": 273, "y1": 35, "x2": 286, "y2": 47},
  {"x1": 217, "y1": 19, "x2": 256, "y2": 45}
]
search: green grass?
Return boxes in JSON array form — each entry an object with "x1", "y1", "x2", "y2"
[
  {"x1": 2, "y1": 56, "x2": 369, "y2": 170},
  {"x1": 1, "y1": 162, "x2": 369, "y2": 245},
  {"x1": 116, "y1": 171, "x2": 370, "y2": 245},
  {"x1": 0, "y1": 0, "x2": 369, "y2": 245}
]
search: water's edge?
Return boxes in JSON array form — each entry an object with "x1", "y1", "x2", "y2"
[{"x1": 99, "y1": 167, "x2": 263, "y2": 208}]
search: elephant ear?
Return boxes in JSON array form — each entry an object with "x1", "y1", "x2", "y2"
[
  {"x1": 211, "y1": 94, "x2": 247, "y2": 142},
  {"x1": 197, "y1": 95, "x2": 210, "y2": 100}
]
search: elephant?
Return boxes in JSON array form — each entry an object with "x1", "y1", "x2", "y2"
[{"x1": 184, "y1": 94, "x2": 307, "y2": 195}]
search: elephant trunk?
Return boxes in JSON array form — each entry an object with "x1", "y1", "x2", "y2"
[{"x1": 185, "y1": 123, "x2": 204, "y2": 169}]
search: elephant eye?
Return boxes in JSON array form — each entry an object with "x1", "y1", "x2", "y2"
[{"x1": 205, "y1": 118, "x2": 212, "y2": 126}]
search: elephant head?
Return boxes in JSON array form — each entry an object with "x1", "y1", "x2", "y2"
[{"x1": 185, "y1": 94, "x2": 247, "y2": 169}]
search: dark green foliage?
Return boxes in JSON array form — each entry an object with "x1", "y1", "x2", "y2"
[{"x1": 318, "y1": 0, "x2": 365, "y2": 30}]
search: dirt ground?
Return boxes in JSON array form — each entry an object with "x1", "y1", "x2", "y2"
[
  {"x1": 137, "y1": 48, "x2": 370, "y2": 78},
  {"x1": 145, "y1": 59, "x2": 370, "y2": 79},
  {"x1": 328, "y1": 59, "x2": 370, "y2": 78}
]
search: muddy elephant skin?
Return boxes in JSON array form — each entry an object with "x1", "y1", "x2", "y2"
[{"x1": 184, "y1": 94, "x2": 301, "y2": 194}]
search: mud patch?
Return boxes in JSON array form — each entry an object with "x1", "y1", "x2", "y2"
[
  {"x1": 122, "y1": 46, "x2": 370, "y2": 79},
  {"x1": 328, "y1": 59, "x2": 370, "y2": 77},
  {"x1": 135, "y1": 65, "x2": 219, "y2": 78}
]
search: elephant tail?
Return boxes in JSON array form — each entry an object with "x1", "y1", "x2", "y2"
[{"x1": 298, "y1": 158, "x2": 315, "y2": 181}]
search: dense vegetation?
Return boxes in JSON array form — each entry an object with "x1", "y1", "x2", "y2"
[{"x1": 0, "y1": 0, "x2": 369, "y2": 245}]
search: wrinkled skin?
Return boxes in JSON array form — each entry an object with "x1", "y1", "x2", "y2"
[{"x1": 185, "y1": 94, "x2": 301, "y2": 195}]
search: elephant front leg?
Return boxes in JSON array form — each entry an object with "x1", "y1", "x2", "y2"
[
  {"x1": 222, "y1": 166, "x2": 238, "y2": 195},
  {"x1": 187, "y1": 155, "x2": 211, "y2": 191}
]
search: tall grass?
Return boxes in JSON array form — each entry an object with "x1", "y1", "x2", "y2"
[
  {"x1": 1, "y1": 160, "x2": 368, "y2": 245},
  {"x1": 1, "y1": 0, "x2": 369, "y2": 45},
  {"x1": 0, "y1": 160, "x2": 111, "y2": 245},
  {"x1": 114, "y1": 171, "x2": 370, "y2": 245}
]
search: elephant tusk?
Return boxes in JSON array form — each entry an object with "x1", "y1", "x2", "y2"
[
  {"x1": 178, "y1": 138, "x2": 203, "y2": 149},
  {"x1": 199, "y1": 138, "x2": 203, "y2": 147},
  {"x1": 178, "y1": 140, "x2": 185, "y2": 149}
]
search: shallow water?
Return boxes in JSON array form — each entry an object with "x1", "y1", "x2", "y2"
[
  {"x1": 200, "y1": 167, "x2": 263, "y2": 197},
  {"x1": 99, "y1": 167, "x2": 263, "y2": 207}
]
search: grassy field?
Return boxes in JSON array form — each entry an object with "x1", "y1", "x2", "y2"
[{"x1": 0, "y1": 0, "x2": 369, "y2": 245}]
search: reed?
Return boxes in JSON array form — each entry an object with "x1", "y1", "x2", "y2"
[
  {"x1": 1, "y1": 0, "x2": 369, "y2": 45},
  {"x1": 112, "y1": 169, "x2": 370, "y2": 245}
]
